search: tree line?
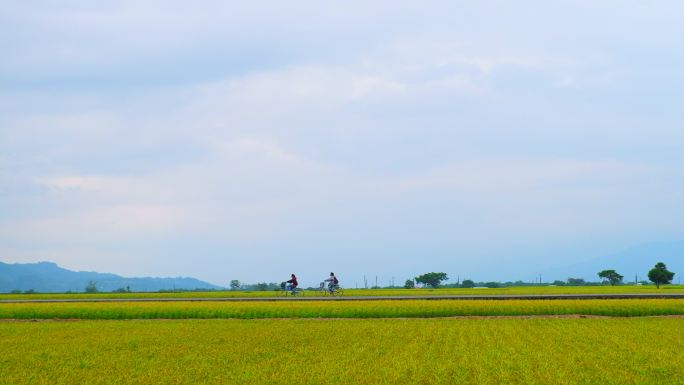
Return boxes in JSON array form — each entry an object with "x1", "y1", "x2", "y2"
[{"x1": 407, "y1": 262, "x2": 676, "y2": 289}]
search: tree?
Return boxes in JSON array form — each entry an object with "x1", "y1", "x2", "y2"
[
  {"x1": 415, "y1": 272, "x2": 448, "y2": 288},
  {"x1": 404, "y1": 279, "x2": 415, "y2": 289},
  {"x1": 230, "y1": 280, "x2": 241, "y2": 290},
  {"x1": 85, "y1": 281, "x2": 98, "y2": 293},
  {"x1": 567, "y1": 278, "x2": 586, "y2": 286},
  {"x1": 461, "y1": 279, "x2": 475, "y2": 288},
  {"x1": 648, "y1": 262, "x2": 675, "y2": 289},
  {"x1": 597, "y1": 270, "x2": 623, "y2": 286}
]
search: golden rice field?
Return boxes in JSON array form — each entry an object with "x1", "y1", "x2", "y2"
[
  {"x1": 2, "y1": 285, "x2": 683, "y2": 300},
  {"x1": 1, "y1": 317, "x2": 683, "y2": 385},
  {"x1": 1, "y1": 299, "x2": 684, "y2": 319}
]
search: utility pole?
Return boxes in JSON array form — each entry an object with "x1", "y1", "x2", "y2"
[
  {"x1": 375, "y1": 275, "x2": 378, "y2": 288},
  {"x1": 364, "y1": 275, "x2": 367, "y2": 289}
]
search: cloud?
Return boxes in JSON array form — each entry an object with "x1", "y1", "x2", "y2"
[
  {"x1": 1, "y1": 204, "x2": 188, "y2": 244},
  {"x1": 2, "y1": 1, "x2": 684, "y2": 284}
]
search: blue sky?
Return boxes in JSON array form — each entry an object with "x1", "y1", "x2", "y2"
[{"x1": 2, "y1": 1, "x2": 683, "y2": 287}]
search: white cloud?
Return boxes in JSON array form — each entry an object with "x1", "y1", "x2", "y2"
[
  {"x1": 1, "y1": 204, "x2": 188, "y2": 244},
  {"x1": 2, "y1": 1, "x2": 684, "y2": 283}
]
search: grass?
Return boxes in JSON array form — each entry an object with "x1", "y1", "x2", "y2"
[
  {"x1": 1, "y1": 299, "x2": 683, "y2": 319},
  {"x1": 1, "y1": 317, "x2": 683, "y2": 384},
  {"x1": 2, "y1": 285, "x2": 684, "y2": 300}
]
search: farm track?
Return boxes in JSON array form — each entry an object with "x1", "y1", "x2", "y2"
[
  {"x1": 2, "y1": 293, "x2": 684, "y2": 303},
  {"x1": 4, "y1": 314, "x2": 684, "y2": 322}
]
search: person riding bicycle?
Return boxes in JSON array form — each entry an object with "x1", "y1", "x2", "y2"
[
  {"x1": 285, "y1": 274, "x2": 298, "y2": 293},
  {"x1": 324, "y1": 272, "x2": 339, "y2": 293}
]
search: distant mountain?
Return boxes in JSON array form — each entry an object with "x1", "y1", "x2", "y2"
[
  {"x1": 0, "y1": 261, "x2": 223, "y2": 293},
  {"x1": 546, "y1": 241, "x2": 684, "y2": 283}
]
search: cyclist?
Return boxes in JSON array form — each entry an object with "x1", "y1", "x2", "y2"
[
  {"x1": 285, "y1": 273, "x2": 298, "y2": 294},
  {"x1": 324, "y1": 272, "x2": 339, "y2": 294}
]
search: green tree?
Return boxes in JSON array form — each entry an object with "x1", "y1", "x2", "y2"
[
  {"x1": 230, "y1": 280, "x2": 241, "y2": 290},
  {"x1": 460, "y1": 279, "x2": 475, "y2": 288},
  {"x1": 415, "y1": 272, "x2": 448, "y2": 288},
  {"x1": 85, "y1": 281, "x2": 98, "y2": 293},
  {"x1": 597, "y1": 270, "x2": 623, "y2": 286},
  {"x1": 648, "y1": 262, "x2": 675, "y2": 288},
  {"x1": 567, "y1": 278, "x2": 586, "y2": 286},
  {"x1": 404, "y1": 279, "x2": 415, "y2": 289}
]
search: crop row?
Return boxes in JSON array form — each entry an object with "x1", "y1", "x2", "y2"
[
  {"x1": 1, "y1": 318, "x2": 683, "y2": 384},
  {"x1": 2, "y1": 285, "x2": 684, "y2": 300},
  {"x1": 1, "y1": 299, "x2": 683, "y2": 319}
]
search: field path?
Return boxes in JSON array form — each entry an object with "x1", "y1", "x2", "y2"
[{"x1": 2, "y1": 293, "x2": 684, "y2": 303}]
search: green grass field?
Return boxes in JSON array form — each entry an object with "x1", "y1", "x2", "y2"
[
  {"x1": 2, "y1": 285, "x2": 683, "y2": 300},
  {"x1": 1, "y1": 299, "x2": 683, "y2": 319},
  {"x1": 1, "y1": 317, "x2": 682, "y2": 385}
]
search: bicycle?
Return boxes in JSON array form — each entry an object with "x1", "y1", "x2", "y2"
[
  {"x1": 319, "y1": 282, "x2": 343, "y2": 296},
  {"x1": 280, "y1": 282, "x2": 304, "y2": 297},
  {"x1": 317, "y1": 282, "x2": 327, "y2": 296}
]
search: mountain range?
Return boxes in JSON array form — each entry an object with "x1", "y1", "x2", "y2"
[{"x1": 0, "y1": 261, "x2": 222, "y2": 293}]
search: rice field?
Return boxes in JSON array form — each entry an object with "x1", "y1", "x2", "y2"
[
  {"x1": 2, "y1": 285, "x2": 684, "y2": 300},
  {"x1": 1, "y1": 298, "x2": 683, "y2": 319},
  {"x1": 3, "y1": 294, "x2": 682, "y2": 384},
  {"x1": 1, "y1": 317, "x2": 682, "y2": 385}
]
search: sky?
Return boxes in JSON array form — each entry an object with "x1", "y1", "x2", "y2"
[{"x1": 2, "y1": 1, "x2": 683, "y2": 287}]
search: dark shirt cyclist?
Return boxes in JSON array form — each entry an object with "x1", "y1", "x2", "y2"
[{"x1": 285, "y1": 274, "x2": 298, "y2": 292}]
